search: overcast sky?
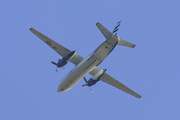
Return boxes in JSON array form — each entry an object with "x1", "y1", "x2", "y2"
[{"x1": 1, "y1": 0, "x2": 180, "y2": 120}]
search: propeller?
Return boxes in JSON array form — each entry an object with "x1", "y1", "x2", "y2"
[
  {"x1": 51, "y1": 61, "x2": 57, "y2": 65},
  {"x1": 82, "y1": 77, "x2": 93, "y2": 92},
  {"x1": 51, "y1": 60, "x2": 59, "y2": 72},
  {"x1": 90, "y1": 88, "x2": 93, "y2": 93},
  {"x1": 83, "y1": 77, "x2": 88, "y2": 83},
  {"x1": 51, "y1": 58, "x2": 66, "y2": 72}
]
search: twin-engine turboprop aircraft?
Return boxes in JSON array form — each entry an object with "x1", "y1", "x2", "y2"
[{"x1": 30, "y1": 21, "x2": 141, "y2": 98}]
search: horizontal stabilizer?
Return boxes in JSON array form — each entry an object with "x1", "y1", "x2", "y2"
[
  {"x1": 118, "y1": 38, "x2": 136, "y2": 48},
  {"x1": 96, "y1": 22, "x2": 113, "y2": 39}
]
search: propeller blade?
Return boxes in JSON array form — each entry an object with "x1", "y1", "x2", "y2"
[
  {"x1": 81, "y1": 84, "x2": 87, "y2": 87},
  {"x1": 56, "y1": 67, "x2": 58, "y2": 72},
  {"x1": 51, "y1": 61, "x2": 57, "y2": 65},
  {"x1": 90, "y1": 87, "x2": 93, "y2": 92},
  {"x1": 83, "y1": 77, "x2": 88, "y2": 83}
]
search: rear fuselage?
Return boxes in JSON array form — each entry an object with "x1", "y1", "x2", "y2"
[{"x1": 57, "y1": 35, "x2": 118, "y2": 92}]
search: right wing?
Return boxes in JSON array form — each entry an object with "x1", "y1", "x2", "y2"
[
  {"x1": 89, "y1": 66, "x2": 141, "y2": 98},
  {"x1": 30, "y1": 28, "x2": 83, "y2": 65}
]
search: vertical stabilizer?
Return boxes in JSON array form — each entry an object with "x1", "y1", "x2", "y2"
[{"x1": 112, "y1": 21, "x2": 121, "y2": 35}]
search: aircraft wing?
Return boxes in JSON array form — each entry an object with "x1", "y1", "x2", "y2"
[
  {"x1": 100, "y1": 73, "x2": 141, "y2": 98},
  {"x1": 30, "y1": 28, "x2": 83, "y2": 65},
  {"x1": 89, "y1": 67, "x2": 141, "y2": 98}
]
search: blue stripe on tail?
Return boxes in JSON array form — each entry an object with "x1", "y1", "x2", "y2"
[{"x1": 112, "y1": 21, "x2": 121, "y2": 34}]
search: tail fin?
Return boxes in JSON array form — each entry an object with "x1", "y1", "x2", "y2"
[
  {"x1": 96, "y1": 21, "x2": 135, "y2": 48},
  {"x1": 112, "y1": 21, "x2": 121, "y2": 35}
]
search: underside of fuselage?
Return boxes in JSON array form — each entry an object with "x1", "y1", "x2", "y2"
[{"x1": 57, "y1": 35, "x2": 118, "y2": 92}]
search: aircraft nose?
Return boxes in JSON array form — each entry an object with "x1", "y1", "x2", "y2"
[
  {"x1": 57, "y1": 87, "x2": 64, "y2": 93},
  {"x1": 57, "y1": 85, "x2": 66, "y2": 93},
  {"x1": 57, "y1": 81, "x2": 70, "y2": 93}
]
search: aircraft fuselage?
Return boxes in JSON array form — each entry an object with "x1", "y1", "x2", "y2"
[{"x1": 57, "y1": 35, "x2": 118, "y2": 92}]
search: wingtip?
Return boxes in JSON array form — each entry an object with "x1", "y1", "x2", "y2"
[
  {"x1": 29, "y1": 28, "x2": 33, "y2": 31},
  {"x1": 136, "y1": 95, "x2": 141, "y2": 98},
  {"x1": 96, "y1": 22, "x2": 99, "y2": 25},
  {"x1": 133, "y1": 45, "x2": 136, "y2": 48}
]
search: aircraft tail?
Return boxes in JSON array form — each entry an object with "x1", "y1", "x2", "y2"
[
  {"x1": 112, "y1": 21, "x2": 121, "y2": 35},
  {"x1": 96, "y1": 21, "x2": 135, "y2": 48}
]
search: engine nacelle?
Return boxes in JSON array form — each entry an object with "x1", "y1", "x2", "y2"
[
  {"x1": 63, "y1": 51, "x2": 76, "y2": 62},
  {"x1": 82, "y1": 69, "x2": 106, "y2": 87},
  {"x1": 92, "y1": 69, "x2": 106, "y2": 80},
  {"x1": 55, "y1": 51, "x2": 76, "y2": 68}
]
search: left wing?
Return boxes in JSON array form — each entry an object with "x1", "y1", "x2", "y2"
[
  {"x1": 100, "y1": 73, "x2": 141, "y2": 98},
  {"x1": 30, "y1": 28, "x2": 83, "y2": 65},
  {"x1": 89, "y1": 67, "x2": 141, "y2": 98}
]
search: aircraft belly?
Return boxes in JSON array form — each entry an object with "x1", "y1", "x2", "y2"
[
  {"x1": 94, "y1": 35, "x2": 118, "y2": 61},
  {"x1": 57, "y1": 35, "x2": 118, "y2": 92},
  {"x1": 57, "y1": 55, "x2": 100, "y2": 92}
]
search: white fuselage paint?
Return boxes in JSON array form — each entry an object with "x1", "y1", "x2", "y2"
[{"x1": 57, "y1": 35, "x2": 118, "y2": 92}]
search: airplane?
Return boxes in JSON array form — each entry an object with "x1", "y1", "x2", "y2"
[{"x1": 30, "y1": 21, "x2": 141, "y2": 98}]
